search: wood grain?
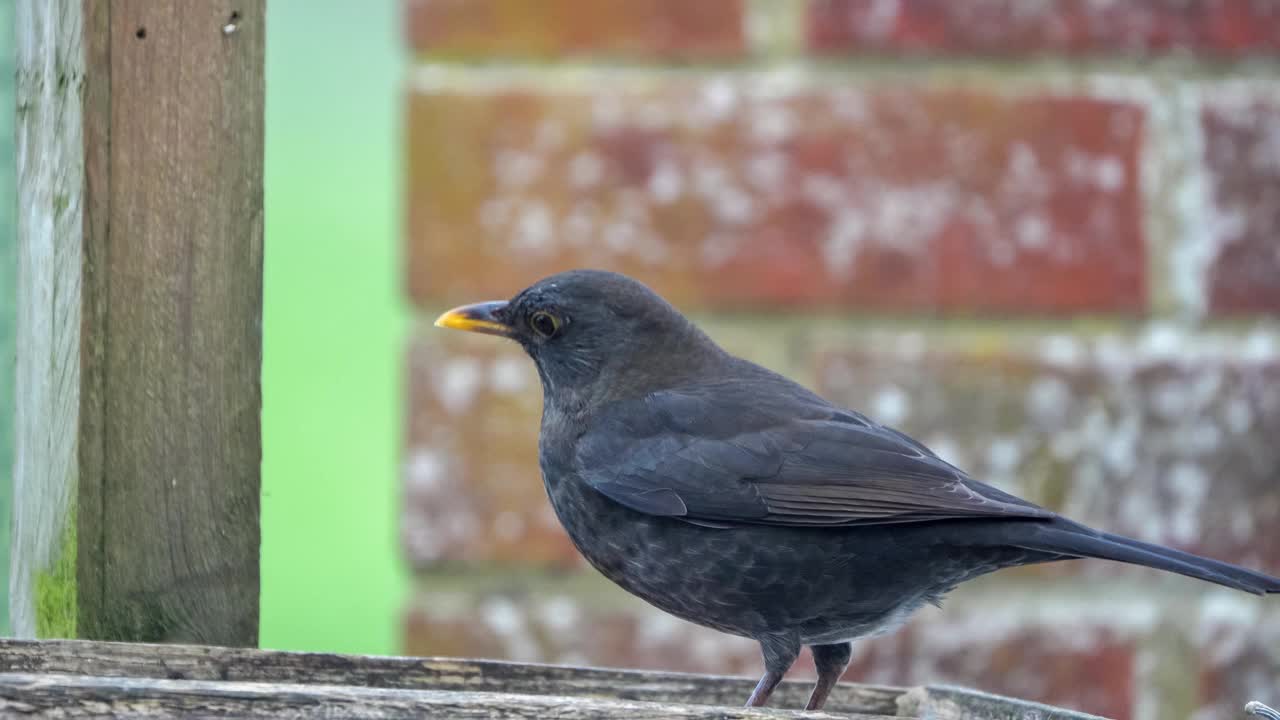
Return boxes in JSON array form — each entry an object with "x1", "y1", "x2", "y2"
[
  {"x1": 0, "y1": 639, "x2": 904, "y2": 715},
  {"x1": 78, "y1": 0, "x2": 264, "y2": 648},
  {"x1": 12, "y1": 0, "x2": 87, "y2": 641},
  {"x1": 0, "y1": 640, "x2": 1115, "y2": 718},
  {"x1": 900, "y1": 684, "x2": 1110, "y2": 720},
  {"x1": 14, "y1": 0, "x2": 264, "y2": 645},
  {"x1": 0, "y1": 672, "x2": 884, "y2": 719},
  {"x1": 0, "y1": 0, "x2": 18, "y2": 638}
]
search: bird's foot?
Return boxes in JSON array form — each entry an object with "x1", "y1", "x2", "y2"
[
  {"x1": 1247, "y1": 701, "x2": 1280, "y2": 720},
  {"x1": 746, "y1": 633, "x2": 800, "y2": 708},
  {"x1": 745, "y1": 671, "x2": 784, "y2": 707},
  {"x1": 805, "y1": 642, "x2": 853, "y2": 711}
]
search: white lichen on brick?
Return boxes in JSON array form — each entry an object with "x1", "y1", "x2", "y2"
[
  {"x1": 535, "y1": 595, "x2": 581, "y2": 633},
  {"x1": 405, "y1": 448, "x2": 445, "y2": 493},
  {"x1": 711, "y1": 183, "x2": 754, "y2": 226},
  {"x1": 1170, "y1": 82, "x2": 1217, "y2": 319},
  {"x1": 535, "y1": 118, "x2": 566, "y2": 150},
  {"x1": 923, "y1": 434, "x2": 967, "y2": 469},
  {"x1": 489, "y1": 355, "x2": 530, "y2": 394},
  {"x1": 1039, "y1": 333, "x2": 1085, "y2": 367},
  {"x1": 748, "y1": 103, "x2": 795, "y2": 145},
  {"x1": 1026, "y1": 376, "x2": 1072, "y2": 425},
  {"x1": 1015, "y1": 213, "x2": 1051, "y2": 250},
  {"x1": 647, "y1": 159, "x2": 683, "y2": 203},
  {"x1": 492, "y1": 511, "x2": 524, "y2": 543},
  {"x1": 699, "y1": 231, "x2": 743, "y2": 269},
  {"x1": 403, "y1": 523, "x2": 444, "y2": 561},
  {"x1": 985, "y1": 435, "x2": 1024, "y2": 476},
  {"x1": 512, "y1": 201, "x2": 554, "y2": 253},
  {"x1": 435, "y1": 357, "x2": 484, "y2": 415},
  {"x1": 494, "y1": 149, "x2": 544, "y2": 190},
  {"x1": 568, "y1": 151, "x2": 604, "y2": 189},
  {"x1": 744, "y1": 150, "x2": 788, "y2": 193},
  {"x1": 1166, "y1": 462, "x2": 1209, "y2": 545},
  {"x1": 1064, "y1": 147, "x2": 1127, "y2": 192},
  {"x1": 481, "y1": 596, "x2": 541, "y2": 661},
  {"x1": 636, "y1": 610, "x2": 685, "y2": 647},
  {"x1": 822, "y1": 210, "x2": 866, "y2": 278},
  {"x1": 1196, "y1": 590, "x2": 1264, "y2": 665},
  {"x1": 871, "y1": 384, "x2": 910, "y2": 426},
  {"x1": 1242, "y1": 327, "x2": 1280, "y2": 362}
]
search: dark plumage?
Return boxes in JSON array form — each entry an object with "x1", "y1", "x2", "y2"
[{"x1": 435, "y1": 269, "x2": 1280, "y2": 711}]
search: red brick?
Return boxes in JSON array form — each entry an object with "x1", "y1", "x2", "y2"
[
  {"x1": 1202, "y1": 97, "x2": 1280, "y2": 315},
  {"x1": 402, "y1": 331, "x2": 582, "y2": 569},
  {"x1": 400, "y1": 578, "x2": 1160, "y2": 718},
  {"x1": 808, "y1": 0, "x2": 1280, "y2": 58},
  {"x1": 917, "y1": 612, "x2": 1137, "y2": 719},
  {"x1": 401, "y1": 583, "x2": 761, "y2": 673},
  {"x1": 815, "y1": 340, "x2": 1280, "y2": 575},
  {"x1": 407, "y1": 80, "x2": 1146, "y2": 314},
  {"x1": 404, "y1": 0, "x2": 745, "y2": 59},
  {"x1": 1196, "y1": 600, "x2": 1280, "y2": 720}
]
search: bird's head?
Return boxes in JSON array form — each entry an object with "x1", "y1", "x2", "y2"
[{"x1": 434, "y1": 269, "x2": 725, "y2": 408}]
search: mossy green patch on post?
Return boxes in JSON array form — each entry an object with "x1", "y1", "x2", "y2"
[{"x1": 34, "y1": 512, "x2": 77, "y2": 638}]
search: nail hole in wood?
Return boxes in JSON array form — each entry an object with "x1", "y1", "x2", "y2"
[
  {"x1": 223, "y1": 11, "x2": 241, "y2": 36},
  {"x1": 135, "y1": 27, "x2": 146, "y2": 39}
]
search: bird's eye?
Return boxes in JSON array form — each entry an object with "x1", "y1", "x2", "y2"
[{"x1": 529, "y1": 311, "x2": 560, "y2": 338}]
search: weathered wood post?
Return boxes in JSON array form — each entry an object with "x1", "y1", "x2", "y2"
[{"x1": 12, "y1": 0, "x2": 265, "y2": 645}]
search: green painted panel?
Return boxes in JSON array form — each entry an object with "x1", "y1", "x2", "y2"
[{"x1": 260, "y1": 0, "x2": 409, "y2": 653}]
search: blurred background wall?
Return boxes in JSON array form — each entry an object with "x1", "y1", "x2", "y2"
[{"x1": 399, "y1": 2, "x2": 1280, "y2": 720}]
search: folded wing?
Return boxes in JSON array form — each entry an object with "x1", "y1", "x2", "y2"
[{"x1": 574, "y1": 382, "x2": 1053, "y2": 528}]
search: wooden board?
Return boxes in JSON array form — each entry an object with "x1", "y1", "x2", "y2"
[
  {"x1": 0, "y1": 638, "x2": 901, "y2": 715},
  {"x1": 0, "y1": 639, "x2": 1113, "y2": 719},
  {"x1": 0, "y1": 672, "x2": 886, "y2": 719}
]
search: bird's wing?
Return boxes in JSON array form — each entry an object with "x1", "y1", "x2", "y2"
[{"x1": 573, "y1": 382, "x2": 1054, "y2": 527}]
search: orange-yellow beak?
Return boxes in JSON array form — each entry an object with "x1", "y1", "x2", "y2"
[{"x1": 433, "y1": 301, "x2": 514, "y2": 338}]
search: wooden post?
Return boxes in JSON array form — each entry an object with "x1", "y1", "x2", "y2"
[
  {"x1": 0, "y1": 0, "x2": 18, "y2": 636},
  {"x1": 12, "y1": 0, "x2": 264, "y2": 645}
]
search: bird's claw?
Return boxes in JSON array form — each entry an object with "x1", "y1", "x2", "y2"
[{"x1": 1246, "y1": 701, "x2": 1280, "y2": 720}]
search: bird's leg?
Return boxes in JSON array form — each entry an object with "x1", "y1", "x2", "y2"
[
  {"x1": 806, "y1": 642, "x2": 853, "y2": 711},
  {"x1": 746, "y1": 634, "x2": 800, "y2": 707}
]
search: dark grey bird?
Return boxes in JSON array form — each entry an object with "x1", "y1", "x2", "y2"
[{"x1": 435, "y1": 269, "x2": 1280, "y2": 711}]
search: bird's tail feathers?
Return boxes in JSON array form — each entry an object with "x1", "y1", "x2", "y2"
[{"x1": 1017, "y1": 522, "x2": 1280, "y2": 596}]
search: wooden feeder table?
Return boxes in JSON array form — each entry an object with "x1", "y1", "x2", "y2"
[{"x1": 0, "y1": 638, "x2": 1110, "y2": 718}]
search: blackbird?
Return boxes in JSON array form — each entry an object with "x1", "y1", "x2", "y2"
[{"x1": 435, "y1": 269, "x2": 1280, "y2": 711}]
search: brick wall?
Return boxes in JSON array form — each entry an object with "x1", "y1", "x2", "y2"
[{"x1": 398, "y1": 2, "x2": 1280, "y2": 719}]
